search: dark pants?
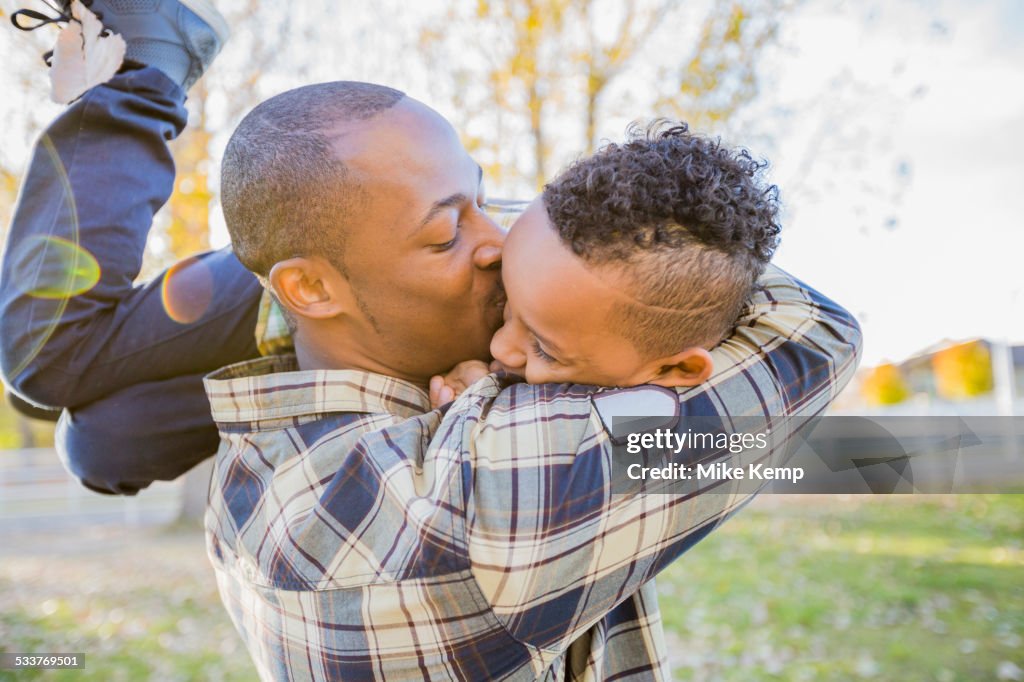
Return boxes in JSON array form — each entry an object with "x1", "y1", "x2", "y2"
[{"x1": 0, "y1": 67, "x2": 261, "y2": 494}]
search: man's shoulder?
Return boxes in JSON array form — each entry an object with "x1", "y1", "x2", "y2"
[{"x1": 203, "y1": 355, "x2": 431, "y2": 426}]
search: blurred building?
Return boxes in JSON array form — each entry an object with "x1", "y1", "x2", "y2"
[{"x1": 834, "y1": 339, "x2": 1023, "y2": 415}]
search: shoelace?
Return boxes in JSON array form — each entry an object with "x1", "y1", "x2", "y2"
[{"x1": 11, "y1": 0, "x2": 109, "y2": 65}]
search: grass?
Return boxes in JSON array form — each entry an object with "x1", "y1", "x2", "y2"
[
  {"x1": 0, "y1": 496, "x2": 1021, "y2": 681},
  {"x1": 0, "y1": 524, "x2": 253, "y2": 682},
  {"x1": 656, "y1": 495, "x2": 1024, "y2": 681}
]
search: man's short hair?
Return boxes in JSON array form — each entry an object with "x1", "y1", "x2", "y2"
[
  {"x1": 542, "y1": 121, "x2": 781, "y2": 356},
  {"x1": 221, "y1": 81, "x2": 406, "y2": 278}
]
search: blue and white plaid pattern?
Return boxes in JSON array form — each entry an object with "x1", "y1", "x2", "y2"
[{"x1": 203, "y1": 265, "x2": 862, "y2": 681}]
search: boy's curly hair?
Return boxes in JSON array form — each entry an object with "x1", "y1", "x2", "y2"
[{"x1": 542, "y1": 121, "x2": 781, "y2": 355}]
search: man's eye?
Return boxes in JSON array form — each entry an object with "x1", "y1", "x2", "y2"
[
  {"x1": 531, "y1": 339, "x2": 557, "y2": 363},
  {"x1": 433, "y1": 232, "x2": 459, "y2": 251}
]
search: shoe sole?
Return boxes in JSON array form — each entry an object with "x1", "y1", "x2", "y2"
[{"x1": 177, "y1": 0, "x2": 230, "y2": 44}]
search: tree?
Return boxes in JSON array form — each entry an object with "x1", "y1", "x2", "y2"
[
  {"x1": 861, "y1": 363, "x2": 911, "y2": 406},
  {"x1": 932, "y1": 341, "x2": 994, "y2": 401},
  {"x1": 419, "y1": 0, "x2": 569, "y2": 191},
  {"x1": 420, "y1": 0, "x2": 792, "y2": 195},
  {"x1": 655, "y1": 0, "x2": 789, "y2": 131},
  {"x1": 573, "y1": 0, "x2": 675, "y2": 153},
  {"x1": 0, "y1": 168, "x2": 19, "y2": 233}
]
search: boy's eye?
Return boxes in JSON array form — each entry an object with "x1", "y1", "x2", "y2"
[{"x1": 531, "y1": 339, "x2": 557, "y2": 363}]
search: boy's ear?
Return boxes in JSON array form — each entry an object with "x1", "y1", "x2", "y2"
[
  {"x1": 268, "y1": 257, "x2": 348, "y2": 321},
  {"x1": 645, "y1": 347, "x2": 714, "y2": 388}
]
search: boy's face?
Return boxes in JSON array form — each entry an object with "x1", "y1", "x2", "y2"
[{"x1": 490, "y1": 199, "x2": 665, "y2": 386}]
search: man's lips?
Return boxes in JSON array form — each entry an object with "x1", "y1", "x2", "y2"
[{"x1": 487, "y1": 286, "x2": 507, "y2": 310}]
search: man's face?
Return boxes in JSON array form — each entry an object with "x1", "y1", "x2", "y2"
[
  {"x1": 330, "y1": 99, "x2": 505, "y2": 381},
  {"x1": 490, "y1": 199, "x2": 655, "y2": 386}
]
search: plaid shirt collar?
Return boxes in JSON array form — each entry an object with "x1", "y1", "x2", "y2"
[{"x1": 205, "y1": 355, "x2": 431, "y2": 425}]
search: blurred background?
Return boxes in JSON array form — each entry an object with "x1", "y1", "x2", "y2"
[{"x1": 0, "y1": 0, "x2": 1021, "y2": 679}]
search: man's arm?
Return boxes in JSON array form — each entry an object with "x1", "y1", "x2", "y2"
[{"x1": 463, "y1": 265, "x2": 861, "y2": 652}]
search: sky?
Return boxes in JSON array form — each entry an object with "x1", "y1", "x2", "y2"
[
  {"x1": 1, "y1": 0, "x2": 1022, "y2": 368},
  {"x1": 755, "y1": 0, "x2": 1024, "y2": 365}
]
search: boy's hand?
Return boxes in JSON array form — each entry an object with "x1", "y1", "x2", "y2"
[{"x1": 428, "y1": 360, "x2": 491, "y2": 409}]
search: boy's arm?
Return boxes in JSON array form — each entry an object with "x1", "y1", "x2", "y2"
[
  {"x1": 0, "y1": 69, "x2": 262, "y2": 410},
  {"x1": 464, "y1": 265, "x2": 861, "y2": 652},
  {"x1": 56, "y1": 372, "x2": 221, "y2": 495}
]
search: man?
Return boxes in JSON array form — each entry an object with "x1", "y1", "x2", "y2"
[{"x1": 1, "y1": 1, "x2": 861, "y2": 679}]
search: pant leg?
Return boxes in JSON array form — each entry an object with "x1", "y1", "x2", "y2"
[
  {"x1": 0, "y1": 67, "x2": 262, "y2": 494},
  {"x1": 0, "y1": 66, "x2": 261, "y2": 410},
  {"x1": 6, "y1": 391, "x2": 61, "y2": 421},
  {"x1": 56, "y1": 373, "x2": 218, "y2": 495}
]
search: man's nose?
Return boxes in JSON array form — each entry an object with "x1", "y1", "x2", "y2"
[
  {"x1": 474, "y1": 244, "x2": 502, "y2": 270},
  {"x1": 472, "y1": 213, "x2": 505, "y2": 270}
]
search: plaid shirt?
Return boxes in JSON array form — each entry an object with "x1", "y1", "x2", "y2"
[{"x1": 203, "y1": 265, "x2": 861, "y2": 681}]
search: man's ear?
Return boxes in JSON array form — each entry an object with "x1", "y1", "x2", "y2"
[
  {"x1": 644, "y1": 347, "x2": 714, "y2": 388},
  {"x1": 268, "y1": 257, "x2": 348, "y2": 321}
]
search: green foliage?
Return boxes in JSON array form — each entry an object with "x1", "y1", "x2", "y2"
[
  {"x1": 0, "y1": 526, "x2": 254, "y2": 681},
  {"x1": 657, "y1": 495, "x2": 1024, "y2": 680}
]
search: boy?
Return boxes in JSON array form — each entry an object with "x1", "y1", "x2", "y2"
[{"x1": 429, "y1": 122, "x2": 781, "y2": 406}]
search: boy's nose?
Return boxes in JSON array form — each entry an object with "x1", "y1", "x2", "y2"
[{"x1": 489, "y1": 324, "x2": 526, "y2": 373}]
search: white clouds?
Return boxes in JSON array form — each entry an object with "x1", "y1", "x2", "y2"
[{"x1": 765, "y1": 0, "x2": 1024, "y2": 364}]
